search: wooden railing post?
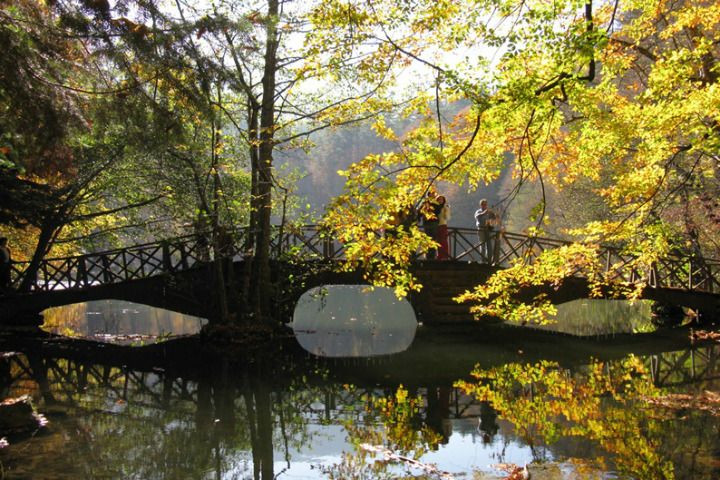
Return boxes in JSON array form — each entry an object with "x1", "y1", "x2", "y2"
[
  {"x1": 688, "y1": 258, "x2": 694, "y2": 290},
  {"x1": 121, "y1": 250, "x2": 130, "y2": 282},
  {"x1": 649, "y1": 262, "x2": 658, "y2": 288},
  {"x1": 449, "y1": 229, "x2": 456, "y2": 260},
  {"x1": 492, "y1": 230, "x2": 500, "y2": 265},
  {"x1": 9, "y1": 263, "x2": 21, "y2": 291},
  {"x1": 523, "y1": 236, "x2": 534, "y2": 261},
  {"x1": 136, "y1": 250, "x2": 144, "y2": 278},
  {"x1": 178, "y1": 243, "x2": 189, "y2": 270},
  {"x1": 101, "y1": 255, "x2": 112, "y2": 284},
  {"x1": 77, "y1": 256, "x2": 88, "y2": 288},
  {"x1": 709, "y1": 264, "x2": 715, "y2": 293},
  {"x1": 162, "y1": 243, "x2": 172, "y2": 272},
  {"x1": 322, "y1": 235, "x2": 331, "y2": 260}
]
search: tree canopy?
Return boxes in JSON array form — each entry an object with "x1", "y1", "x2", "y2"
[
  {"x1": 1, "y1": 0, "x2": 718, "y2": 322},
  {"x1": 321, "y1": 0, "x2": 720, "y2": 321}
]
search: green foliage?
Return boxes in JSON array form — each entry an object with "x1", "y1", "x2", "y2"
[{"x1": 456, "y1": 242, "x2": 648, "y2": 324}]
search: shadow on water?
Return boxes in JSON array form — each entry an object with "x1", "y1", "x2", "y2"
[{"x1": 1, "y1": 287, "x2": 720, "y2": 479}]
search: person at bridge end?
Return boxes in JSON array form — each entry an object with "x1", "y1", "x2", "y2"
[
  {"x1": 437, "y1": 195, "x2": 451, "y2": 260},
  {"x1": 0, "y1": 237, "x2": 12, "y2": 293},
  {"x1": 474, "y1": 199, "x2": 497, "y2": 264}
]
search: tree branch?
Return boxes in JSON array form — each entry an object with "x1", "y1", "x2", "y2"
[{"x1": 67, "y1": 195, "x2": 166, "y2": 223}]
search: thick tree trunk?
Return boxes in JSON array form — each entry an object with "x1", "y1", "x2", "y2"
[
  {"x1": 19, "y1": 220, "x2": 58, "y2": 292},
  {"x1": 247, "y1": 106, "x2": 261, "y2": 253},
  {"x1": 209, "y1": 115, "x2": 230, "y2": 323},
  {"x1": 251, "y1": 0, "x2": 279, "y2": 319},
  {"x1": 242, "y1": 106, "x2": 261, "y2": 315}
]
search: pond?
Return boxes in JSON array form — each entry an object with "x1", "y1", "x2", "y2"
[{"x1": 0, "y1": 288, "x2": 718, "y2": 479}]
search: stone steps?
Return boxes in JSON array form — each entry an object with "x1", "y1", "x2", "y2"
[{"x1": 407, "y1": 262, "x2": 494, "y2": 324}]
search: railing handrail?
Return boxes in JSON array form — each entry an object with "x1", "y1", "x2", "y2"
[
  {"x1": 6, "y1": 224, "x2": 720, "y2": 294},
  {"x1": 11, "y1": 225, "x2": 720, "y2": 265}
]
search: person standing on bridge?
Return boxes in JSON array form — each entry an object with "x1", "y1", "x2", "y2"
[
  {"x1": 0, "y1": 237, "x2": 12, "y2": 293},
  {"x1": 474, "y1": 199, "x2": 497, "y2": 263}
]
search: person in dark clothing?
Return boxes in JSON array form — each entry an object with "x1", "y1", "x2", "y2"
[
  {"x1": 386, "y1": 204, "x2": 416, "y2": 239},
  {"x1": 0, "y1": 237, "x2": 12, "y2": 293}
]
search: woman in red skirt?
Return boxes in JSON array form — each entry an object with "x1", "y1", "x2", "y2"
[{"x1": 436, "y1": 195, "x2": 451, "y2": 260}]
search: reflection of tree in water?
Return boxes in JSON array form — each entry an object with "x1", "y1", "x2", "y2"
[
  {"x1": 456, "y1": 356, "x2": 720, "y2": 480},
  {"x1": 10, "y1": 347, "x2": 720, "y2": 479},
  {"x1": 41, "y1": 302, "x2": 87, "y2": 337},
  {"x1": 425, "y1": 386, "x2": 452, "y2": 445},
  {"x1": 42, "y1": 300, "x2": 207, "y2": 340},
  {"x1": 551, "y1": 299, "x2": 654, "y2": 335},
  {"x1": 478, "y1": 400, "x2": 499, "y2": 443},
  {"x1": 3, "y1": 353, "x2": 345, "y2": 480},
  {"x1": 322, "y1": 384, "x2": 447, "y2": 479}
]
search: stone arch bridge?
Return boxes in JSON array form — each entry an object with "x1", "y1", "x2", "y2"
[{"x1": 2, "y1": 225, "x2": 719, "y2": 324}]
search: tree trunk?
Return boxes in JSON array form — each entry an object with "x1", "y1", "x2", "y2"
[
  {"x1": 242, "y1": 104, "x2": 261, "y2": 316},
  {"x1": 211, "y1": 116, "x2": 230, "y2": 323},
  {"x1": 251, "y1": 0, "x2": 279, "y2": 319},
  {"x1": 254, "y1": 383, "x2": 274, "y2": 480},
  {"x1": 247, "y1": 105, "x2": 261, "y2": 253},
  {"x1": 19, "y1": 219, "x2": 58, "y2": 292}
]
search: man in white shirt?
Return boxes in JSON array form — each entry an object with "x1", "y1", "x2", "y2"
[{"x1": 474, "y1": 200, "x2": 496, "y2": 263}]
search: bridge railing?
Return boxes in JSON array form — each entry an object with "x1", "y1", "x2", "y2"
[
  {"x1": 13, "y1": 234, "x2": 207, "y2": 292},
  {"x1": 271, "y1": 225, "x2": 345, "y2": 260},
  {"x1": 451, "y1": 227, "x2": 720, "y2": 294},
  {"x1": 7, "y1": 225, "x2": 720, "y2": 295},
  {"x1": 450, "y1": 228, "x2": 572, "y2": 264},
  {"x1": 9, "y1": 226, "x2": 339, "y2": 291}
]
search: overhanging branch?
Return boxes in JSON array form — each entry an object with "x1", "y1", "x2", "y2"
[{"x1": 67, "y1": 195, "x2": 165, "y2": 223}]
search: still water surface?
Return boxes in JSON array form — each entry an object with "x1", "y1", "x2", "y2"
[
  {"x1": 543, "y1": 298, "x2": 655, "y2": 335},
  {"x1": 0, "y1": 288, "x2": 718, "y2": 479},
  {"x1": 292, "y1": 285, "x2": 417, "y2": 357},
  {"x1": 41, "y1": 299, "x2": 207, "y2": 343}
]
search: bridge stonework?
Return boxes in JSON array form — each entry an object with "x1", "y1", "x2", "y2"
[{"x1": 2, "y1": 226, "x2": 720, "y2": 325}]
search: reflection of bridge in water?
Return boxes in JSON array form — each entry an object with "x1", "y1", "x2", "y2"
[
  {"x1": 3, "y1": 225, "x2": 720, "y2": 324},
  {"x1": 4, "y1": 330, "x2": 720, "y2": 480},
  {"x1": 5, "y1": 351, "x2": 480, "y2": 425},
  {"x1": 5, "y1": 344, "x2": 720, "y2": 427},
  {"x1": 647, "y1": 346, "x2": 720, "y2": 387}
]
